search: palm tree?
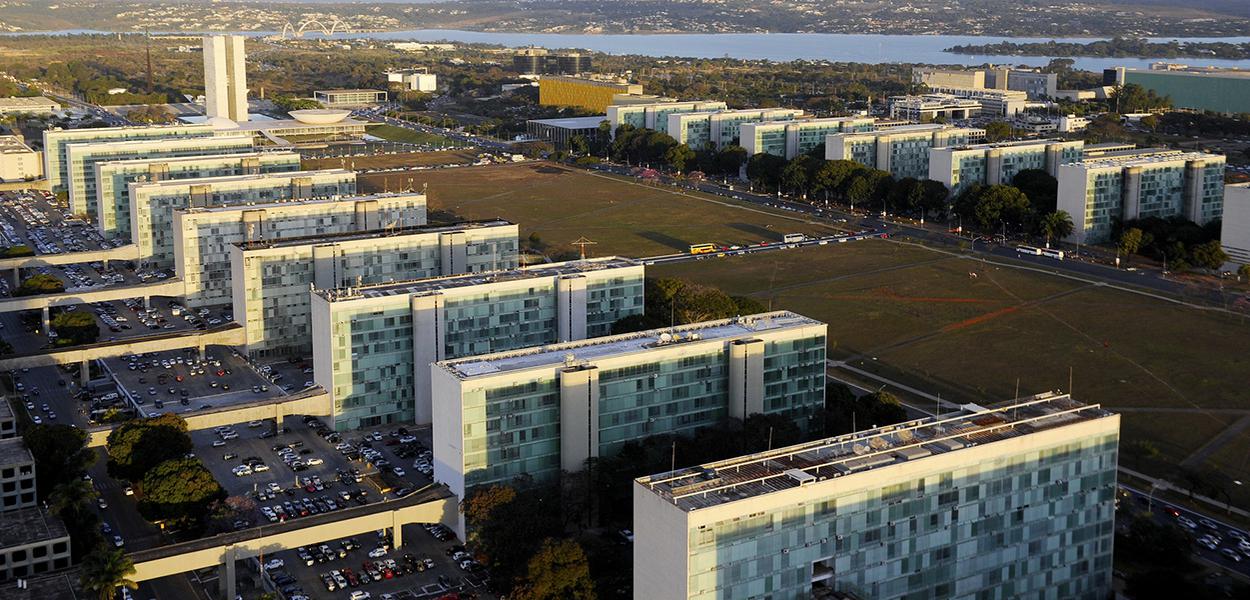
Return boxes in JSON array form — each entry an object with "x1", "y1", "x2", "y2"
[
  {"x1": 49, "y1": 478, "x2": 96, "y2": 518},
  {"x1": 80, "y1": 547, "x2": 137, "y2": 600},
  {"x1": 1039, "y1": 210, "x2": 1074, "y2": 248}
]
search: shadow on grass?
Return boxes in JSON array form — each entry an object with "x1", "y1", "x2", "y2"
[
  {"x1": 532, "y1": 165, "x2": 570, "y2": 175},
  {"x1": 638, "y1": 231, "x2": 691, "y2": 252},
  {"x1": 728, "y1": 222, "x2": 779, "y2": 240}
]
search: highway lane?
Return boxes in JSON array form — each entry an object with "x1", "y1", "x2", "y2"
[{"x1": 1119, "y1": 484, "x2": 1250, "y2": 579}]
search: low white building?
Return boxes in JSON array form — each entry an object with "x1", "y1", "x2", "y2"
[
  {"x1": 0, "y1": 136, "x2": 41, "y2": 182},
  {"x1": 0, "y1": 96, "x2": 60, "y2": 116},
  {"x1": 1059, "y1": 114, "x2": 1091, "y2": 133},
  {"x1": 387, "y1": 69, "x2": 437, "y2": 93}
]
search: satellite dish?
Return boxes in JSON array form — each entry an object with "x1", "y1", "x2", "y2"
[{"x1": 659, "y1": 333, "x2": 673, "y2": 343}]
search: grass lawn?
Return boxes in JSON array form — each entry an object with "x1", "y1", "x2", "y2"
[
  {"x1": 365, "y1": 124, "x2": 466, "y2": 147},
  {"x1": 390, "y1": 162, "x2": 844, "y2": 257},
  {"x1": 305, "y1": 150, "x2": 479, "y2": 172}
]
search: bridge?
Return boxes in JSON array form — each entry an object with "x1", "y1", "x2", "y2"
[
  {"x1": 275, "y1": 18, "x2": 351, "y2": 38},
  {"x1": 0, "y1": 323, "x2": 243, "y2": 384},
  {"x1": 0, "y1": 279, "x2": 182, "y2": 332},
  {"x1": 128, "y1": 485, "x2": 457, "y2": 600},
  {"x1": 83, "y1": 385, "x2": 331, "y2": 447},
  {"x1": 0, "y1": 244, "x2": 139, "y2": 272}
]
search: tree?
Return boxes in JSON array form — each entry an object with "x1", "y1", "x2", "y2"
[
  {"x1": 52, "y1": 310, "x2": 99, "y2": 345},
  {"x1": 716, "y1": 145, "x2": 748, "y2": 175},
  {"x1": 1119, "y1": 227, "x2": 1145, "y2": 257},
  {"x1": 1084, "y1": 113, "x2": 1127, "y2": 143},
  {"x1": 80, "y1": 546, "x2": 137, "y2": 600},
  {"x1": 1239, "y1": 263, "x2": 1250, "y2": 282},
  {"x1": 567, "y1": 134, "x2": 590, "y2": 156},
  {"x1": 464, "y1": 484, "x2": 518, "y2": 532},
  {"x1": 0, "y1": 244, "x2": 34, "y2": 257},
  {"x1": 396, "y1": 90, "x2": 432, "y2": 110},
  {"x1": 811, "y1": 159, "x2": 864, "y2": 201},
  {"x1": 1038, "y1": 211, "x2": 1074, "y2": 247},
  {"x1": 742, "y1": 413, "x2": 803, "y2": 451},
  {"x1": 823, "y1": 385, "x2": 908, "y2": 435},
  {"x1": 1140, "y1": 114, "x2": 1160, "y2": 132},
  {"x1": 512, "y1": 538, "x2": 597, "y2": 600},
  {"x1": 745, "y1": 153, "x2": 786, "y2": 191},
  {"x1": 15, "y1": 273, "x2": 65, "y2": 296},
  {"x1": 106, "y1": 413, "x2": 192, "y2": 482},
  {"x1": 966, "y1": 185, "x2": 1031, "y2": 232},
  {"x1": 984, "y1": 120, "x2": 1013, "y2": 142},
  {"x1": 272, "y1": 95, "x2": 323, "y2": 113},
  {"x1": 780, "y1": 155, "x2": 815, "y2": 197},
  {"x1": 22, "y1": 424, "x2": 94, "y2": 501},
  {"x1": 49, "y1": 478, "x2": 102, "y2": 557},
  {"x1": 1189, "y1": 240, "x2": 1228, "y2": 272},
  {"x1": 127, "y1": 104, "x2": 175, "y2": 124},
  {"x1": 664, "y1": 143, "x2": 695, "y2": 173},
  {"x1": 138, "y1": 457, "x2": 225, "y2": 522},
  {"x1": 1011, "y1": 169, "x2": 1058, "y2": 215}
]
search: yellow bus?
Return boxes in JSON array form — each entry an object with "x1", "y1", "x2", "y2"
[{"x1": 689, "y1": 243, "x2": 718, "y2": 255}]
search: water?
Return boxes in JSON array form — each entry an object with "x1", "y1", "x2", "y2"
[{"x1": 10, "y1": 29, "x2": 1250, "y2": 71}]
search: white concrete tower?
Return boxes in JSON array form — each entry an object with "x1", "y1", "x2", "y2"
[{"x1": 203, "y1": 35, "x2": 249, "y2": 122}]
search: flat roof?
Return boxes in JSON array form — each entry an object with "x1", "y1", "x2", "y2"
[
  {"x1": 315, "y1": 89, "x2": 386, "y2": 94},
  {"x1": 438, "y1": 311, "x2": 821, "y2": 380},
  {"x1": 0, "y1": 96, "x2": 59, "y2": 108},
  {"x1": 97, "y1": 150, "x2": 298, "y2": 169},
  {"x1": 0, "y1": 438, "x2": 33, "y2": 466},
  {"x1": 317, "y1": 256, "x2": 639, "y2": 302},
  {"x1": 222, "y1": 118, "x2": 367, "y2": 133},
  {"x1": 0, "y1": 135, "x2": 34, "y2": 154},
  {"x1": 527, "y1": 115, "x2": 608, "y2": 129},
  {"x1": 638, "y1": 392, "x2": 1114, "y2": 512},
  {"x1": 0, "y1": 508, "x2": 68, "y2": 547},
  {"x1": 235, "y1": 219, "x2": 513, "y2": 251},
  {"x1": 941, "y1": 138, "x2": 1075, "y2": 152},
  {"x1": 0, "y1": 395, "x2": 12, "y2": 421},
  {"x1": 182, "y1": 191, "x2": 421, "y2": 214},
  {"x1": 132, "y1": 168, "x2": 354, "y2": 191},
  {"x1": 8, "y1": 569, "x2": 84, "y2": 600},
  {"x1": 1073, "y1": 148, "x2": 1219, "y2": 168}
]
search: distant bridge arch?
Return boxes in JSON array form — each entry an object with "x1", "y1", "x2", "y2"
[{"x1": 277, "y1": 18, "x2": 350, "y2": 38}]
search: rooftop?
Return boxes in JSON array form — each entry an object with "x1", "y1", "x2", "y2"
[
  {"x1": 0, "y1": 396, "x2": 12, "y2": 421},
  {"x1": 438, "y1": 311, "x2": 821, "y2": 380},
  {"x1": 97, "y1": 150, "x2": 297, "y2": 170},
  {"x1": 63, "y1": 132, "x2": 252, "y2": 152},
  {"x1": 0, "y1": 135, "x2": 34, "y2": 154},
  {"x1": 0, "y1": 507, "x2": 68, "y2": 547},
  {"x1": 182, "y1": 191, "x2": 421, "y2": 214},
  {"x1": 317, "y1": 256, "x2": 638, "y2": 303},
  {"x1": 132, "y1": 168, "x2": 354, "y2": 191},
  {"x1": 638, "y1": 392, "x2": 1114, "y2": 512},
  {"x1": 747, "y1": 116, "x2": 874, "y2": 129},
  {"x1": 942, "y1": 138, "x2": 1076, "y2": 152},
  {"x1": 0, "y1": 96, "x2": 59, "y2": 109},
  {"x1": 1073, "y1": 148, "x2": 1221, "y2": 168},
  {"x1": 6, "y1": 569, "x2": 84, "y2": 600},
  {"x1": 315, "y1": 89, "x2": 386, "y2": 94},
  {"x1": 0, "y1": 438, "x2": 33, "y2": 466},
  {"x1": 235, "y1": 219, "x2": 513, "y2": 251},
  {"x1": 527, "y1": 115, "x2": 609, "y2": 129}
]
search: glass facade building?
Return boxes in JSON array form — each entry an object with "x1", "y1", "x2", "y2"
[
  {"x1": 826, "y1": 126, "x2": 985, "y2": 180},
  {"x1": 65, "y1": 134, "x2": 256, "y2": 219},
  {"x1": 42, "y1": 123, "x2": 216, "y2": 192},
  {"x1": 929, "y1": 140, "x2": 1085, "y2": 197},
  {"x1": 311, "y1": 257, "x2": 645, "y2": 430},
  {"x1": 741, "y1": 118, "x2": 876, "y2": 160},
  {"x1": 230, "y1": 220, "x2": 518, "y2": 357},
  {"x1": 95, "y1": 151, "x2": 302, "y2": 239},
  {"x1": 430, "y1": 312, "x2": 827, "y2": 505},
  {"x1": 607, "y1": 101, "x2": 728, "y2": 135},
  {"x1": 668, "y1": 109, "x2": 805, "y2": 150},
  {"x1": 173, "y1": 189, "x2": 423, "y2": 308},
  {"x1": 634, "y1": 393, "x2": 1119, "y2": 600},
  {"x1": 133, "y1": 169, "x2": 358, "y2": 272},
  {"x1": 1057, "y1": 150, "x2": 1226, "y2": 244}
]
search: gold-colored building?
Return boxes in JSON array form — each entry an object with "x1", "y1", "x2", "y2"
[{"x1": 538, "y1": 76, "x2": 643, "y2": 112}]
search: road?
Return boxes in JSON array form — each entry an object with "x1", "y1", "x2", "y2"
[
  {"x1": 1119, "y1": 484, "x2": 1250, "y2": 579},
  {"x1": 580, "y1": 161, "x2": 1245, "y2": 310}
]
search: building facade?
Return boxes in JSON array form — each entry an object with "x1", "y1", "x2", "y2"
[
  {"x1": 42, "y1": 123, "x2": 216, "y2": 193},
  {"x1": 525, "y1": 116, "x2": 607, "y2": 151},
  {"x1": 0, "y1": 439, "x2": 36, "y2": 513},
  {"x1": 65, "y1": 134, "x2": 255, "y2": 220},
  {"x1": 95, "y1": 150, "x2": 302, "y2": 239},
  {"x1": 1222, "y1": 184, "x2": 1250, "y2": 266},
  {"x1": 313, "y1": 90, "x2": 388, "y2": 108},
  {"x1": 667, "y1": 109, "x2": 805, "y2": 150},
  {"x1": 130, "y1": 169, "x2": 358, "y2": 272},
  {"x1": 919, "y1": 86, "x2": 1027, "y2": 117},
  {"x1": 310, "y1": 257, "x2": 645, "y2": 429},
  {"x1": 172, "y1": 190, "x2": 423, "y2": 308},
  {"x1": 539, "y1": 77, "x2": 644, "y2": 113},
  {"x1": 889, "y1": 94, "x2": 983, "y2": 123},
  {"x1": 203, "y1": 34, "x2": 249, "y2": 122},
  {"x1": 606, "y1": 101, "x2": 728, "y2": 136},
  {"x1": 513, "y1": 48, "x2": 592, "y2": 75},
  {"x1": 230, "y1": 220, "x2": 519, "y2": 357},
  {"x1": 1106, "y1": 67, "x2": 1250, "y2": 114},
  {"x1": 741, "y1": 118, "x2": 875, "y2": 160},
  {"x1": 0, "y1": 136, "x2": 41, "y2": 182},
  {"x1": 634, "y1": 393, "x2": 1119, "y2": 600},
  {"x1": 386, "y1": 69, "x2": 437, "y2": 92},
  {"x1": 0, "y1": 96, "x2": 60, "y2": 116},
  {"x1": 1058, "y1": 150, "x2": 1227, "y2": 244},
  {"x1": 826, "y1": 125, "x2": 985, "y2": 180},
  {"x1": 929, "y1": 140, "x2": 1086, "y2": 197},
  {"x1": 431, "y1": 312, "x2": 827, "y2": 504}
]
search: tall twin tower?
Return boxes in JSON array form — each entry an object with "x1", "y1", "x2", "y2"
[{"x1": 203, "y1": 34, "x2": 249, "y2": 122}]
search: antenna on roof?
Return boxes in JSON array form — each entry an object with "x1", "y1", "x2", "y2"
[{"x1": 571, "y1": 236, "x2": 597, "y2": 260}]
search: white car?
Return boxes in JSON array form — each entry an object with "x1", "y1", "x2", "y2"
[
  {"x1": 252, "y1": 463, "x2": 270, "y2": 473},
  {"x1": 349, "y1": 592, "x2": 371, "y2": 600},
  {"x1": 367, "y1": 547, "x2": 388, "y2": 558},
  {"x1": 264, "y1": 558, "x2": 284, "y2": 571},
  {"x1": 232, "y1": 465, "x2": 253, "y2": 477},
  {"x1": 305, "y1": 457, "x2": 324, "y2": 466}
]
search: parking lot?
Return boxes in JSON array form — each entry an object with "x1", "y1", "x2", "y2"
[
  {"x1": 107, "y1": 345, "x2": 282, "y2": 417},
  {"x1": 188, "y1": 415, "x2": 488, "y2": 599}
]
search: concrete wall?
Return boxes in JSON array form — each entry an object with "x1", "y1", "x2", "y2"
[
  {"x1": 0, "y1": 279, "x2": 182, "y2": 313},
  {"x1": 0, "y1": 244, "x2": 139, "y2": 271},
  {"x1": 0, "y1": 324, "x2": 243, "y2": 372}
]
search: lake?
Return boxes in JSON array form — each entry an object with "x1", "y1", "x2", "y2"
[{"x1": 11, "y1": 29, "x2": 1250, "y2": 71}]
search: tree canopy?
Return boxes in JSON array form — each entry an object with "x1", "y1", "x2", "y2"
[
  {"x1": 138, "y1": 457, "x2": 225, "y2": 522},
  {"x1": 15, "y1": 273, "x2": 65, "y2": 296},
  {"x1": 22, "y1": 423, "x2": 94, "y2": 501},
  {"x1": 512, "y1": 538, "x2": 597, "y2": 600},
  {"x1": 80, "y1": 546, "x2": 137, "y2": 600},
  {"x1": 613, "y1": 277, "x2": 766, "y2": 333},
  {"x1": 106, "y1": 413, "x2": 192, "y2": 482},
  {"x1": 52, "y1": 310, "x2": 100, "y2": 346}
]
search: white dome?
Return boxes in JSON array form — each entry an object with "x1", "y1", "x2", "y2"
[
  {"x1": 206, "y1": 116, "x2": 239, "y2": 130},
  {"x1": 289, "y1": 109, "x2": 351, "y2": 124}
]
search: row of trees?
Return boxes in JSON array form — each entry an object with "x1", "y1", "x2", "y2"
[
  {"x1": 1116, "y1": 217, "x2": 1229, "y2": 273},
  {"x1": 105, "y1": 414, "x2": 224, "y2": 526}
]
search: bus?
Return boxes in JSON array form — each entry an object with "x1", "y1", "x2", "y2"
[
  {"x1": 1040, "y1": 248, "x2": 1065, "y2": 260},
  {"x1": 1015, "y1": 245, "x2": 1042, "y2": 256},
  {"x1": 782, "y1": 233, "x2": 806, "y2": 243},
  {"x1": 689, "y1": 243, "x2": 719, "y2": 255}
]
